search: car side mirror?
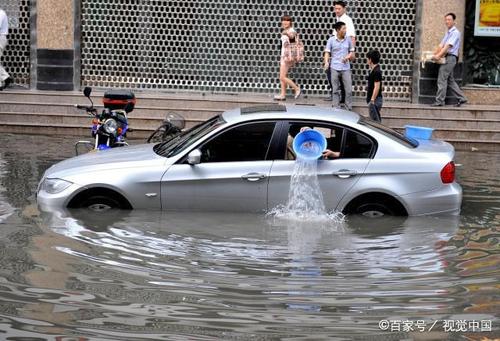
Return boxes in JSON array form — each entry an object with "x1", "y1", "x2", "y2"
[
  {"x1": 187, "y1": 149, "x2": 202, "y2": 165},
  {"x1": 83, "y1": 87, "x2": 92, "y2": 98}
]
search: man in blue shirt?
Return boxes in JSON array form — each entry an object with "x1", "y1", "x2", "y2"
[
  {"x1": 431, "y1": 12, "x2": 468, "y2": 107},
  {"x1": 323, "y1": 21, "x2": 355, "y2": 110}
]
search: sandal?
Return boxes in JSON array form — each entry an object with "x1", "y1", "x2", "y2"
[
  {"x1": 273, "y1": 95, "x2": 286, "y2": 101},
  {"x1": 294, "y1": 88, "x2": 302, "y2": 99}
]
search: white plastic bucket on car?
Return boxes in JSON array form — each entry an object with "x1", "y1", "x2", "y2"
[{"x1": 292, "y1": 129, "x2": 327, "y2": 161}]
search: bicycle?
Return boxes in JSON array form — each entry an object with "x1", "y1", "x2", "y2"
[{"x1": 147, "y1": 113, "x2": 185, "y2": 143}]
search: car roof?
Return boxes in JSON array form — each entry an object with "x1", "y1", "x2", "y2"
[{"x1": 221, "y1": 104, "x2": 361, "y2": 126}]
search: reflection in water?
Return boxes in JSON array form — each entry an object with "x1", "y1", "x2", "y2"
[
  {"x1": 0, "y1": 135, "x2": 498, "y2": 339},
  {"x1": 27, "y1": 207, "x2": 488, "y2": 339},
  {"x1": 0, "y1": 157, "x2": 14, "y2": 223}
]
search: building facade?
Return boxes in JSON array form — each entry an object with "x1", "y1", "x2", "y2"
[{"x1": 1, "y1": 0, "x2": 498, "y2": 103}]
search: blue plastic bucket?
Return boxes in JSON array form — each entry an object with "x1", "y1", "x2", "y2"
[
  {"x1": 404, "y1": 125, "x2": 434, "y2": 140},
  {"x1": 292, "y1": 129, "x2": 327, "y2": 160}
]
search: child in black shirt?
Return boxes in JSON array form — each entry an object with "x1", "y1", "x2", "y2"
[{"x1": 366, "y1": 50, "x2": 383, "y2": 122}]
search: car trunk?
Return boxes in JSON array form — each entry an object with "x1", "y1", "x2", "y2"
[{"x1": 412, "y1": 139, "x2": 455, "y2": 161}]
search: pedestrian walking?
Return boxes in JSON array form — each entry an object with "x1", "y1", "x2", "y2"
[
  {"x1": 0, "y1": 8, "x2": 13, "y2": 91},
  {"x1": 324, "y1": 0, "x2": 356, "y2": 103},
  {"x1": 431, "y1": 12, "x2": 468, "y2": 107},
  {"x1": 323, "y1": 21, "x2": 355, "y2": 110},
  {"x1": 366, "y1": 50, "x2": 383, "y2": 122},
  {"x1": 274, "y1": 15, "x2": 301, "y2": 101}
]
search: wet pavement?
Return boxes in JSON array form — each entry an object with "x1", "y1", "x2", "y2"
[{"x1": 0, "y1": 134, "x2": 498, "y2": 340}]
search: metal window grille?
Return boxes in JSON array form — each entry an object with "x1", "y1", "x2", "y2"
[
  {"x1": 1, "y1": 0, "x2": 30, "y2": 87},
  {"x1": 81, "y1": 0, "x2": 416, "y2": 101}
]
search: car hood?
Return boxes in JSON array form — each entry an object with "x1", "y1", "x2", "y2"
[{"x1": 44, "y1": 143, "x2": 167, "y2": 178}]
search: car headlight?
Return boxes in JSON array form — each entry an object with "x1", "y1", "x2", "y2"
[
  {"x1": 103, "y1": 118, "x2": 118, "y2": 135},
  {"x1": 41, "y1": 178, "x2": 73, "y2": 194}
]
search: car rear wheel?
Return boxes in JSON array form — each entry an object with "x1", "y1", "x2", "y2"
[
  {"x1": 344, "y1": 193, "x2": 407, "y2": 218},
  {"x1": 354, "y1": 202, "x2": 396, "y2": 218}
]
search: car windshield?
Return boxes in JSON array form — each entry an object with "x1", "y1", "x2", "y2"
[
  {"x1": 359, "y1": 117, "x2": 418, "y2": 148},
  {"x1": 154, "y1": 115, "x2": 225, "y2": 157}
]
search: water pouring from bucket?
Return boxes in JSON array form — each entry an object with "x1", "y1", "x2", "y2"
[
  {"x1": 292, "y1": 129, "x2": 327, "y2": 161},
  {"x1": 266, "y1": 127, "x2": 344, "y2": 226}
]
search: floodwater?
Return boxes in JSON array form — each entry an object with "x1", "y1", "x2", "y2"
[{"x1": 0, "y1": 134, "x2": 498, "y2": 340}]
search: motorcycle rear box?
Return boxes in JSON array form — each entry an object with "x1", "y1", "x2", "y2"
[{"x1": 103, "y1": 90, "x2": 136, "y2": 110}]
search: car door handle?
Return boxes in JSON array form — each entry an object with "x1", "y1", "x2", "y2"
[
  {"x1": 332, "y1": 169, "x2": 358, "y2": 178},
  {"x1": 241, "y1": 173, "x2": 267, "y2": 182}
]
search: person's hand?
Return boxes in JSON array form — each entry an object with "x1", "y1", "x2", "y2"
[
  {"x1": 431, "y1": 54, "x2": 439, "y2": 61},
  {"x1": 322, "y1": 149, "x2": 340, "y2": 159},
  {"x1": 323, "y1": 62, "x2": 329, "y2": 70}
]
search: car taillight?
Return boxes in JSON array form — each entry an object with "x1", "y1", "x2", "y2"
[{"x1": 440, "y1": 161, "x2": 455, "y2": 184}]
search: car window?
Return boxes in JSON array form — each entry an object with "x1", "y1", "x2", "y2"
[
  {"x1": 200, "y1": 121, "x2": 276, "y2": 162},
  {"x1": 284, "y1": 121, "x2": 344, "y2": 160},
  {"x1": 154, "y1": 115, "x2": 225, "y2": 157},
  {"x1": 343, "y1": 129, "x2": 374, "y2": 158},
  {"x1": 359, "y1": 117, "x2": 418, "y2": 148}
]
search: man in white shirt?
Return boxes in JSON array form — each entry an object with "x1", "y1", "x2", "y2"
[
  {"x1": 0, "y1": 8, "x2": 13, "y2": 90},
  {"x1": 324, "y1": 1, "x2": 356, "y2": 102}
]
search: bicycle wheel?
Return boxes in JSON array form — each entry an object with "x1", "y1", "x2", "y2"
[
  {"x1": 75, "y1": 140, "x2": 95, "y2": 155},
  {"x1": 147, "y1": 126, "x2": 166, "y2": 143}
]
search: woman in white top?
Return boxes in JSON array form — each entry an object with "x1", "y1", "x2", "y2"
[{"x1": 274, "y1": 15, "x2": 301, "y2": 101}]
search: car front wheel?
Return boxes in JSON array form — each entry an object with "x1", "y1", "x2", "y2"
[
  {"x1": 68, "y1": 189, "x2": 132, "y2": 211},
  {"x1": 79, "y1": 195, "x2": 122, "y2": 212}
]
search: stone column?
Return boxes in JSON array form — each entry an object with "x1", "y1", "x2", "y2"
[
  {"x1": 415, "y1": 0, "x2": 466, "y2": 103},
  {"x1": 35, "y1": 0, "x2": 78, "y2": 90}
]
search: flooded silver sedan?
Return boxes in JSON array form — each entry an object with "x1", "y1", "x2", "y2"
[
  {"x1": 0, "y1": 134, "x2": 498, "y2": 339},
  {"x1": 38, "y1": 106, "x2": 462, "y2": 216}
]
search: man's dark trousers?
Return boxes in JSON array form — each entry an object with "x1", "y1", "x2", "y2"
[
  {"x1": 326, "y1": 67, "x2": 345, "y2": 103},
  {"x1": 367, "y1": 97, "x2": 382, "y2": 122}
]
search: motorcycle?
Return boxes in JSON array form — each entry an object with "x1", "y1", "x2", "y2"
[{"x1": 75, "y1": 87, "x2": 135, "y2": 155}]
